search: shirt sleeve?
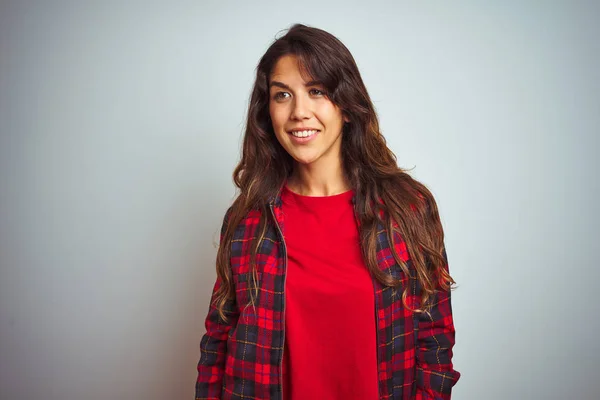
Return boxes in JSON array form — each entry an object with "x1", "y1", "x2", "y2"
[
  {"x1": 195, "y1": 209, "x2": 239, "y2": 400},
  {"x1": 415, "y1": 247, "x2": 461, "y2": 400}
]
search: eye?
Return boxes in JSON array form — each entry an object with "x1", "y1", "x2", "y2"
[
  {"x1": 309, "y1": 88, "x2": 325, "y2": 96},
  {"x1": 273, "y1": 91, "x2": 290, "y2": 101}
]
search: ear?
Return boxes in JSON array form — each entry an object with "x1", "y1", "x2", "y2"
[{"x1": 342, "y1": 113, "x2": 350, "y2": 123}]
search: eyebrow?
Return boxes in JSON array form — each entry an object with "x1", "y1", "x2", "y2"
[{"x1": 269, "y1": 80, "x2": 323, "y2": 90}]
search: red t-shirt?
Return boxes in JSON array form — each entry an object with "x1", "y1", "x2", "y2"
[{"x1": 280, "y1": 185, "x2": 379, "y2": 400}]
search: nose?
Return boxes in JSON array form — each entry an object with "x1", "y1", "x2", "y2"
[{"x1": 290, "y1": 95, "x2": 311, "y2": 120}]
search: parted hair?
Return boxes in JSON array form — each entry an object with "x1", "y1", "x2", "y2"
[{"x1": 213, "y1": 24, "x2": 455, "y2": 320}]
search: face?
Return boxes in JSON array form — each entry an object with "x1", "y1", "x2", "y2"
[{"x1": 268, "y1": 55, "x2": 348, "y2": 169}]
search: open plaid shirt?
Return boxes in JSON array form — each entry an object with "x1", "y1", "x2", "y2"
[{"x1": 196, "y1": 193, "x2": 460, "y2": 399}]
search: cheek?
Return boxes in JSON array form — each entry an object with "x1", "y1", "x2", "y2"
[
  {"x1": 317, "y1": 102, "x2": 341, "y2": 122},
  {"x1": 321, "y1": 110, "x2": 344, "y2": 127},
  {"x1": 269, "y1": 106, "x2": 288, "y2": 129}
]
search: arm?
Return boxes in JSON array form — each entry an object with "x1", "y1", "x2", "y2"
[
  {"x1": 195, "y1": 209, "x2": 239, "y2": 400},
  {"x1": 415, "y1": 247, "x2": 460, "y2": 400}
]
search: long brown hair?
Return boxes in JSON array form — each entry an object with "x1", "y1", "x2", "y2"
[{"x1": 213, "y1": 23, "x2": 455, "y2": 320}]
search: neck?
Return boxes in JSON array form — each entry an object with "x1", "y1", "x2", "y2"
[{"x1": 286, "y1": 160, "x2": 351, "y2": 196}]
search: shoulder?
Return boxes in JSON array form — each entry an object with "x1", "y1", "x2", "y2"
[
  {"x1": 219, "y1": 205, "x2": 266, "y2": 237},
  {"x1": 409, "y1": 183, "x2": 441, "y2": 222}
]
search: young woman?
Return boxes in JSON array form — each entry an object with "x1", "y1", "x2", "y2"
[{"x1": 195, "y1": 24, "x2": 460, "y2": 400}]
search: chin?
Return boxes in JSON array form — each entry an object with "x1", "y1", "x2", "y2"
[
  {"x1": 291, "y1": 158, "x2": 311, "y2": 166},
  {"x1": 291, "y1": 154, "x2": 320, "y2": 165},
  {"x1": 285, "y1": 149, "x2": 312, "y2": 163}
]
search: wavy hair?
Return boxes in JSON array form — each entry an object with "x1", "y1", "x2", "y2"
[{"x1": 213, "y1": 23, "x2": 455, "y2": 321}]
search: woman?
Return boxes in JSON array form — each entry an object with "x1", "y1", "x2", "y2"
[{"x1": 195, "y1": 24, "x2": 460, "y2": 400}]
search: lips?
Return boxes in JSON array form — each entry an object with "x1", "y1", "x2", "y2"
[
  {"x1": 288, "y1": 129, "x2": 319, "y2": 138},
  {"x1": 287, "y1": 129, "x2": 320, "y2": 143}
]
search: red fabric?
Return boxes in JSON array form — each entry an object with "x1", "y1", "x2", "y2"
[
  {"x1": 280, "y1": 185, "x2": 379, "y2": 400},
  {"x1": 196, "y1": 189, "x2": 461, "y2": 399}
]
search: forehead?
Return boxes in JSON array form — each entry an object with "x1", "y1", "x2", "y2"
[{"x1": 269, "y1": 54, "x2": 314, "y2": 85}]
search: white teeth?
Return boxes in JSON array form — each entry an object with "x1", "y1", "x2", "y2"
[{"x1": 290, "y1": 129, "x2": 318, "y2": 138}]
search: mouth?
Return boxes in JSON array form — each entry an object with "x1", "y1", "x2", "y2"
[
  {"x1": 287, "y1": 129, "x2": 320, "y2": 138},
  {"x1": 287, "y1": 129, "x2": 320, "y2": 143}
]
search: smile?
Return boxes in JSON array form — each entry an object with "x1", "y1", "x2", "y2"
[{"x1": 289, "y1": 129, "x2": 319, "y2": 138}]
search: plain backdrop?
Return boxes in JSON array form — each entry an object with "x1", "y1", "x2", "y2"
[{"x1": 1, "y1": 1, "x2": 598, "y2": 399}]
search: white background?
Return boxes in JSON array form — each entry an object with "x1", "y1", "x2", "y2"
[{"x1": 1, "y1": 1, "x2": 598, "y2": 399}]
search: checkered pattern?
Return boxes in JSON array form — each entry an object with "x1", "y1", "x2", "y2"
[{"x1": 196, "y1": 195, "x2": 460, "y2": 399}]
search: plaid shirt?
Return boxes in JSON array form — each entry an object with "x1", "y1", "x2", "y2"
[{"x1": 196, "y1": 193, "x2": 460, "y2": 400}]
